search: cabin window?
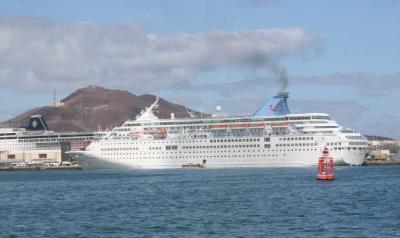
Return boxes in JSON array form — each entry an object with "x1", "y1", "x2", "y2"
[
  {"x1": 312, "y1": 116, "x2": 330, "y2": 120},
  {"x1": 166, "y1": 145, "x2": 178, "y2": 150}
]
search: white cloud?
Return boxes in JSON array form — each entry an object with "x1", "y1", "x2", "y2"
[{"x1": 0, "y1": 16, "x2": 319, "y2": 93}]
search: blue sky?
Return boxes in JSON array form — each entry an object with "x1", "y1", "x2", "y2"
[{"x1": 0, "y1": 0, "x2": 399, "y2": 137}]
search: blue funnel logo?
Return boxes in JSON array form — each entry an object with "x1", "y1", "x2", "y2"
[{"x1": 253, "y1": 92, "x2": 290, "y2": 116}]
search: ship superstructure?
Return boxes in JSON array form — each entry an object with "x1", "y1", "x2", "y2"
[
  {"x1": 0, "y1": 115, "x2": 93, "y2": 163},
  {"x1": 73, "y1": 92, "x2": 368, "y2": 169}
]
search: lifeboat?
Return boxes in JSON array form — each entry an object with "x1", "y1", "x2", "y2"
[
  {"x1": 271, "y1": 122, "x2": 289, "y2": 127},
  {"x1": 248, "y1": 122, "x2": 265, "y2": 128},
  {"x1": 228, "y1": 124, "x2": 249, "y2": 129},
  {"x1": 149, "y1": 128, "x2": 167, "y2": 135},
  {"x1": 148, "y1": 128, "x2": 167, "y2": 139},
  {"x1": 209, "y1": 124, "x2": 228, "y2": 129},
  {"x1": 226, "y1": 122, "x2": 264, "y2": 129},
  {"x1": 129, "y1": 130, "x2": 143, "y2": 137},
  {"x1": 181, "y1": 163, "x2": 205, "y2": 168}
]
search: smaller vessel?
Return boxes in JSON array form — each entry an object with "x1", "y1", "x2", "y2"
[
  {"x1": 181, "y1": 164, "x2": 205, "y2": 168},
  {"x1": 182, "y1": 161, "x2": 206, "y2": 168},
  {"x1": 316, "y1": 147, "x2": 335, "y2": 180}
]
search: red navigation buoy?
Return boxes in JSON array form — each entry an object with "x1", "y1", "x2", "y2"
[{"x1": 316, "y1": 147, "x2": 335, "y2": 180}]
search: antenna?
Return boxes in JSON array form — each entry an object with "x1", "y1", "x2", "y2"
[
  {"x1": 136, "y1": 97, "x2": 160, "y2": 121},
  {"x1": 52, "y1": 87, "x2": 57, "y2": 106}
]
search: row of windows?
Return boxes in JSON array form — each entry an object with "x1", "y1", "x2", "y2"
[
  {"x1": 276, "y1": 143, "x2": 318, "y2": 147},
  {"x1": 105, "y1": 154, "x2": 292, "y2": 159},
  {"x1": 210, "y1": 138, "x2": 261, "y2": 143},
  {"x1": 103, "y1": 138, "x2": 264, "y2": 146},
  {"x1": 114, "y1": 128, "x2": 130, "y2": 132},
  {"x1": 101, "y1": 147, "x2": 367, "y2": 159},
  {"x1": 101, "y1": 147, "x2": 139, "y2": 151},
  {"x1": 0, "y1": 133, "x2": 17, "y2": 136},
  {"x1": 182, "y1": 144, "x2": 260, "y2": 149},
  {"x1": 312, "y1": 116, "x2": 330, "y2": 120},
  {"x1": 326, "y1": 142, "x2": 341, "y2": 146},
  {"x1": 346, "y1": 136, "x2": 365, "y2": 140},
  {"x1": 103, "y1": 149, "x2": 261, "y2": 156},
  {"x1": 279, "y1": 137, "x2": 314, "y2": 141},
  {"x1": 349, "y1": 142, "x2": 367, "y2": 145},
  {"x1": 338, "y1": 147, "x2": 366, "y2": 150},
  {"x1": 149, "y1": 147, "x2": 162, "y2": 150},
  {"x1": 102, "y1": 139, "x2": 211, "y2": 145},
  {"x1": 103, "y1": 154, "x2": 285, "y2": 160}
]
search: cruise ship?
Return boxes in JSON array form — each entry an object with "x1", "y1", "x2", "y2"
[
  {"x1": 72, "y1": 92, "x2": 368, "y2": 169},
  {"x1": 0, "y1": 115, "x2": 93, "y2": 163}
]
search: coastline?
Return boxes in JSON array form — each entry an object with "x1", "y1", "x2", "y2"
[{"x1": 0, "y1": 165, "x2": 83, "y2": 171}]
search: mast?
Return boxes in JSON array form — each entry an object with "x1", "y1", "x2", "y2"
[{"x1": 136, "y1": 97, "x2": 160, "y2": 121}]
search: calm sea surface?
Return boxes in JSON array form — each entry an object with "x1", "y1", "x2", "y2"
[{"x1": 0, "y1": 166, "x2": 399, "y2": 237}]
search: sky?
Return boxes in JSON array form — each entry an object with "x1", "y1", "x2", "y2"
[{"x1": 0, "y1": 0, "x2": 399, "y2": 138}]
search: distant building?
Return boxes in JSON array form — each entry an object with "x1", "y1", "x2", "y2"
[
  {"x1": 0, "y1": 149, "x2": 61, "y2": 166},
  {"x1": 366, "y1": 136, "x2": 399, "y2": 154}
]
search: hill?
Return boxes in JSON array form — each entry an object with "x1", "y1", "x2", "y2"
[{"x1": 5, "y1": 85, "x2": 201, "y2": 132}]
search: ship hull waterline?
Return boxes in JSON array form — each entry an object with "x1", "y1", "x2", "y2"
[{"x1": 72, "y1": 150, "x2": 365, "y2": 170}]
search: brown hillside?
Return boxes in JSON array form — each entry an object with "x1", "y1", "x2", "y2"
[{"x1": 6, "y1": 85, "x2": 201, "y2": 132}]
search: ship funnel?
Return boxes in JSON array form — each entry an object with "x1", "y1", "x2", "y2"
[
  {"x1": 26, "y1": 115, "x2": 49, "y2": 131},
  {"x1": 253, "y1": 91, "x2": 290, "y2": 116}
]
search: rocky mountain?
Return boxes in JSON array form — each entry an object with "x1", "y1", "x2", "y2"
[{"x1": 5, "y1": 85, "x2": 202, "y2": 132}]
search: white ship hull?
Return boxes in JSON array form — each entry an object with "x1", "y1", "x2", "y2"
[
  {"x1": 74, "y1": 135, "x2": 366, "y2": 169},
  {"x1": 75, "y1": 149, "x2": 365, "y2": 169}
]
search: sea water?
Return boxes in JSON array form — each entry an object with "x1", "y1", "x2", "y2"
[{"x1": 0, "y1": 167, "x2": 399, "y2": 237}]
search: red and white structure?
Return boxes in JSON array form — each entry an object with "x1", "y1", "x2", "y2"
[{"x1": 316, "y1": 147, "x2": 335, "y2": 180}]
